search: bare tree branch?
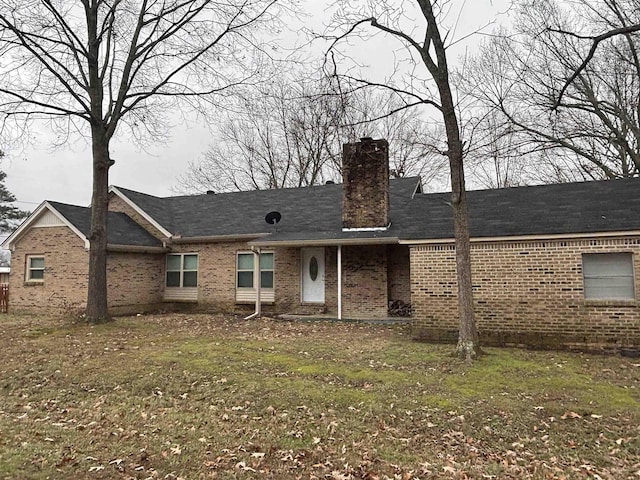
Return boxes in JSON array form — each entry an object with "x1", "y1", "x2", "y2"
[{"x1": 550, "y1": 23, "x2": 640, "y2": 107}]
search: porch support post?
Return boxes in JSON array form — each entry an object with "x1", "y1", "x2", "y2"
[
  {"x1": 255, "y1": 248, "x2": 261, "y2": 317},
  {"x1": 337, "y1": 244, "x2": 342, "y2": 320}
]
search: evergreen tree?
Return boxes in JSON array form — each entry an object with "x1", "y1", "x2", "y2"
[{"x1": 0, "y1": 161, "x2": 29, "y2": 233}]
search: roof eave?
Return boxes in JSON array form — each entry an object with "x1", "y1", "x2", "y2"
[
  {"x1": 170, "y1": 233, "x2": 269, "y2": 244},
  {"x1": 249, "y1": 236, "x2": 400, "y2": 247},
  {"x1": 400, "y1": 229, "x2": 640, "y2": 245},
  {"x1": 107, "y1": 244, "x2": 168, "y2": 253}
]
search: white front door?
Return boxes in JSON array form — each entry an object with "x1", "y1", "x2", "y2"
[{"x1": 301, "y1": 247, "x2": 325, "y2": 303}]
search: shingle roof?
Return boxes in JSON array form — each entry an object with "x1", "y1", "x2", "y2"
[
  {"x1": 401, "y1": 177, "x2": 640, "y2": 240},
  {"x1": 113, "y1": 176, "x2": 640, "y2": 244},
  {"x1": 114, "y1": 177, "x2": 421, "y2": 240},
  {"x1": 48, "y1": 202, "x2": 163, "y2": 248}
]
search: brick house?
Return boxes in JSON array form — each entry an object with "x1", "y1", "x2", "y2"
[{"x1": 4, "y1": 137, "x2": 640, "y2": 350}]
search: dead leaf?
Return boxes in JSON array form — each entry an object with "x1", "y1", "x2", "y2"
[{"x1": 561, "y1": 411, "x2": 582, "y2": 419}]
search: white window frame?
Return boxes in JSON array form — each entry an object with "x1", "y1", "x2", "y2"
[
  {"x1": 26, "y1": 255, "x2": 45, "y2": 283},
  {"x1": 236, "y1": 251, "x2": 275, "y2": 303},
  {"x1": 582, "y1": 252, "x2": 635, "y2": 301},
  {"x1": 165, "y1": 253, "x2": 198, "y2": 288}
]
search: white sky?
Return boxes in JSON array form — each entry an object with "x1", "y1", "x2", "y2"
[{"x1": 1, "y1": 0, "x2": 510, "y2": 210}]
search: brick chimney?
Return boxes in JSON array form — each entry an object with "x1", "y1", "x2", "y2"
[{"x1": 342, "y1": 137, "x2": 389, "y2": 229}]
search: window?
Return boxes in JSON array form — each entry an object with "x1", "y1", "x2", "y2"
[
  {"x1": 583, "y1": 253, "x2": 635, "y2": 300},
  {"x1": 237, "y1": 252, "x2": 274, "y2": 289},
  {"x1": 26, "y1": 256, "x2": 45, "y2": 282},
  {"x1": 166, "y1": 254, "x2": 198, "y2": 288}
]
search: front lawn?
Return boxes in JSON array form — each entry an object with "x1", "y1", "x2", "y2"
[{"x1": 0, "y1": 314, "x2": 638, "y2": 479}]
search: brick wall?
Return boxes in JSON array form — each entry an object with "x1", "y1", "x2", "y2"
[
  {"x1": 168, "y1": 243, "x2": 336, "y2": 316},
  {"x1": 410, "y1": 237, "x2": 640, "y2": 349},
  {"x1": 342, "y1": 245, "x2": 388, "y2": 318},
  {"x1": 9, "y1": 225, "x2": 394, "y2": 320},
  {"x1": 9, "y1": 226, "x2": 89, "y2": 313},
  {"x1": 107, "y1": 252, "x2": 165, "y2": 314}
]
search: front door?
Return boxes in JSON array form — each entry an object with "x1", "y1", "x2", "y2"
[{"x1": 301, "y1": 247, "x2": 325, "y2": 303}]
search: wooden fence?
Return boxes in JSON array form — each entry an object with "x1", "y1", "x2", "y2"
[{"x1": 0, "y1": 283, "x2": 8, "y2": 313}]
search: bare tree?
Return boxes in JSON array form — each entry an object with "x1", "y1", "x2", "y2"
[
  {"x1": 0, "y1": 0, "x2": 292, "y2": 322},
  {"x1": 325, "y1": 0, "x2": 480, "y2": 360},
  {"x1": 177, "y1": 73, "x2": 446, "y2": 193},
  {"x1": 462, "y1": 0, "x2": 640, "y2": 182}
]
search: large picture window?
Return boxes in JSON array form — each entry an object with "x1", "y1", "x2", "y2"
[
  {"x1": 583, "y1": 253, "x2": 635, "y2": 300},
  {"x1": 166, "y1": 253, "x2": 198, "y2": 288},
  {"x1": 26, "y1": 256, "x2": 45, "y2": 282},
  {"x1": 236, "y1": 252, "x2": 274, "y2": 289}
]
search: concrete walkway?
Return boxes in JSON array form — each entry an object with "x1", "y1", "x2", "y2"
[{"x1": 277, "y1": 313, "x2": 411, "y2": 325}]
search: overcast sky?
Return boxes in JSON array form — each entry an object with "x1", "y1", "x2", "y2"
[{"x1": 1, "y1": 0, "x2": 510, "y2": 210}]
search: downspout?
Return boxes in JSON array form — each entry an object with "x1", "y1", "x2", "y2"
[
  {"x1": 337, "y1": 245, "x2": 342, "y2": 320},
  {"x1": 244, "y1": 247, "x2": 262, "y2": 320}
]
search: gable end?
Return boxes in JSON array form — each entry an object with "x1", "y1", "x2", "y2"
[{"x1": 2, "y1": 202, "x2": 89, "y2": 251}]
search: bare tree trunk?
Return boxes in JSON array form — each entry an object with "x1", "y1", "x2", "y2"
[
  {"x1": 84, "y1": 3, "x2": 110, "y2": 323},
  {"x1": 86, "y1": 126, "x2": 111, "y2": 323},
  {"x1": 450, "y1": 146, "x2": 479, "y2": 360},
  {"x1": 437, "y1": 79, "x2": 480, "y2": 361}
]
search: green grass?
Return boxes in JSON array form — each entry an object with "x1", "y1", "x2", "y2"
[{"x1": 0, "y1": 313, "x2": 638, "y2": 479}]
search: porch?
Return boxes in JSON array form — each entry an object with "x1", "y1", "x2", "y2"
[{"x1": 277, "y1": 313, "x2": 412, "y2": 325}]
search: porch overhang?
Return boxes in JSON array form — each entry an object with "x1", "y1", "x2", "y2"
[
  {"x1": 171, "y1": 233, "x2": 269, "y2": 244},
  {"x1": 248, "y1": 236, "x2": 400, "y2": 248}
]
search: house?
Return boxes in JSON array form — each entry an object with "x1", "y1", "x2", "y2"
[{"x1": 3, "y1": 137, "x2": 640, "y2": 350}]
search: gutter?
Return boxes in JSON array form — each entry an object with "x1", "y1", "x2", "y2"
[
  {"x1": 171, "y1": 233, "x2": 269, "y2": 244},
  {"x1": 399, "y1": 230, "x2": 640, "y2": 245},
  {"x1": 244, "y1": 247, "x2": 262, "y2": 320},
  {"x1": 107, "y1": 244, "x2": 169, "y2": 253},
  {"x1": 249, "y1": 236, "x2": 400, "y2": 247}
]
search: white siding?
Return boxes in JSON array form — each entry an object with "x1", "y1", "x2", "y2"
[
  {"x1": 235, "y1": 288, "x2": 275, "y2": 304},
  {"x1": 164, "y1": 287, "x2": 198, "y2": 302},
  {"x1": 32, "y1": 210, "x2": 65, "y2": 228}
]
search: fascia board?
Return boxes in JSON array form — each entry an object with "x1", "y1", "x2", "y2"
[
  {"x1": 171, "y1": 233, "x2": 269, "y2": 244},
  {"x1": 399, "y1": 230, "x2": 640, "y2": 245},
  {"x1": 109, "y1": 186, "x2": 172, "y2": 238},
  {"x1": 249, "y1": 237, "x2": 400, "y2": 247},
  {"x1": 107, "y1": 244, "x2": 168, "y2": 253}
]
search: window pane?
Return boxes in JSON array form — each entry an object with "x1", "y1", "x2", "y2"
[
  {"x1": 260, "y1": 253, "x2": 273, "y2": 270},
  {"x1": 237, "y1": 271, "x2": 253, "y2": 288},
  {"x1": 30, "y1": 269, "x2": 44, "y2": 280},
  {"x1": 166, "y1": 271, "x2": 181, "y2": 287},
  {"x1": 584, "y1": 253, "x2": 633, "y2": 276},
  {"x1": 183, "y1": 271, "x2": 198, "y2": 287},
  {"x1": 261, "y1": 271, "x2": 274, "y2": 289},
  {"x1": 166, "y1": 255, "x2": 181, "y2": 271},
  {"x1": 183, "y1": 254, "x2": 198, "y2": 270},
  {"x1": 30, "y1": 257, "x2": 45, "y2": 269},
  {"x1": 238, "y1": 254, "x2": 254, "y2": 270},
  {"x1": 583, "y1": 253, "x2": 635, "y2": 300}
]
